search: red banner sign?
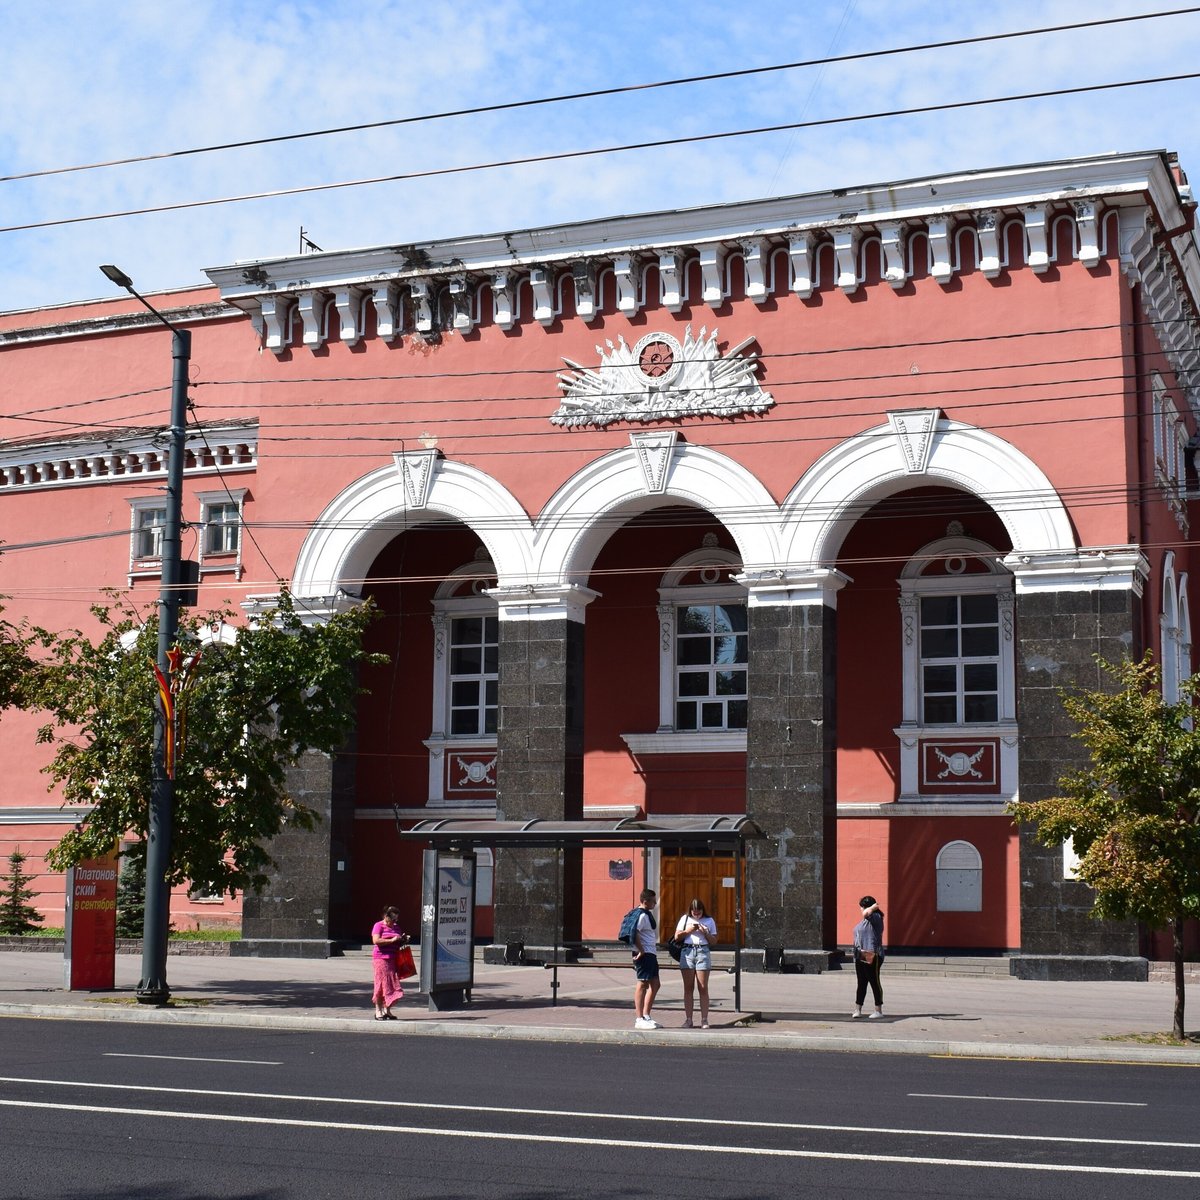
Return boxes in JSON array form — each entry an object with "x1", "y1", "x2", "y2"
[{"x1": 65, "y1": 848, "x2": 119, "y2": 991}]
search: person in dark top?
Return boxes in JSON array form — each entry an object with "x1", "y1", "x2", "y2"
[{"x1": 851, "y1": 895, "x2": 885, "y2": 1019}]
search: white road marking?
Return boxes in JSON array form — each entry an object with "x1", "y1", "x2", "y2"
[
  {"x1": 0, "y1": 1076, "x2": 1194, "y2": 1150},
  {"x1": 103, "y1": 1054, "x2": 282, "y2": 1066},
  {"x1": 0, "y1": 1098, "x2": 1195, "y2": 1177},
  {"x1": 909, "y1": 1092, "x2": 1147, "y2": 1107}
]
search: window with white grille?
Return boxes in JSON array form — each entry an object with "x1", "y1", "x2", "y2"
[
  {"x1": 919, "y1": 593, "x2": 1000, "y2": 724},
  {"x1": 448, "y1": 614, "x2": 498, "y2": 737},
  {"x1": 204, "y1": 501, "x2": 241, "y2": 554},
  {"x1": 131, "y1": 503, "x2": 165, "y2": 562},
  {"x1": 674, "y1": 601, "x2": 748, "y2": 731}
]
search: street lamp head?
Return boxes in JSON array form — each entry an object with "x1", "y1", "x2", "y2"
[
  {"x1": 98, "y1": 264, "x2": 179, "y2": 337},
  {"x1": 100, "y1": 264, "x2": 135, "y2": 291}
]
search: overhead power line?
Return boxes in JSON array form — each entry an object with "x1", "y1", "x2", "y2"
[
  {"x1": 4, "y1": 71, "x2": 1200, "y2": 235},
  {"x1": 3, "y1": 8, "x2": 1194, "y2": 185},
  {"x1": 0, "y1": 374, "x2": 1155, "y2": 448},
  {"x1": 9, "y1": 315, "x2": 1197, "y2": 427}
]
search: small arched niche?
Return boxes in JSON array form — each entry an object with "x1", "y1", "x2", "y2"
[{"x1": 936, "y1": 839, "x2": 982, "y2": 912}]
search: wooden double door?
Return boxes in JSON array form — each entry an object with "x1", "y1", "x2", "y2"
[{"x1": 658, "y1": 852, "x2": 739, "y2": 946}]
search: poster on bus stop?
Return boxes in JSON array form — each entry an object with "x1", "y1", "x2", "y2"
[
  {"x1": 419, "y1": 850, "x2": 476, "y2": 1006},
  {"x1": 64, "y1": 847, "x2": 118, "y2": 991}
]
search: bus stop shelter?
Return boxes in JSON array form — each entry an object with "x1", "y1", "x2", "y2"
[{"x1": 396, "y1": 814, "x2": 767, "y2": 1012}]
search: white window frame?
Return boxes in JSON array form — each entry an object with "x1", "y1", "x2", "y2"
[
  {"x1": 894, "y1": 536, "x2": 1016, "y2": 802},
  {"x1": 623, "y1": 547, "x2": 747, "y2": 755},
  {"x1": 1152, "y1": 373, "x2": 1189, "y2": 533},
  {"x1": 915, "y1": 590, "x2": 1004, "y2": 725},
  {"x1": 1161, "y1": 552, "x2": 1192, "y2": 708},
  {"x1": 425, "y1": 559, "x2": 498, "y2": 807},
  {"x1": 128, "y1": 497, "x2": 167, "y2": 579},
  {"x1": 197, "y1": 489, "x2": 247, "y2": 579}
]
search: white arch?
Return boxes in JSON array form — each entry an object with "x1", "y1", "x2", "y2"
[
  {"x1": 899, "y1": 535, "x2": 1009, "y2": 580},
  {"x1": 291, "y1": 459, "x2": 534, "y2": 598},
  {"x1": 782, "y1": 418, "x2": 1075, "y2": 565},
  {"x1": 1162, "y1": 551, "x2": 1181, "y2": 702},
  {"x1": 660, "y1": 546, "x2": 742, "y2": 589},
  {"x1": 936, "y1": 840, "x2": 983, "y2": 870},
  {"x1": 532, "y1": 442, "x2": 782, "y2": 582},
  {"x1": 1180, "y1": 572, "x2": 1192, "y2": 683}
]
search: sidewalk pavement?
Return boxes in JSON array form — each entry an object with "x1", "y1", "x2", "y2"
[{"x1": 0, "y1": 950, "x2": 1196, "y2": 1065}]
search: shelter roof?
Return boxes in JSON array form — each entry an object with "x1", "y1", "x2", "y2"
[{"x1": 395, "y1": 814, "x2": 766, "y2": 849}]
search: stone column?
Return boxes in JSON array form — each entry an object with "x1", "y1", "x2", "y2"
[
  {"x1": 741, "y1": 571, "x2": 845, "y2": 971},
  {"x1": 234, "y1": 596, "x2": 361, "y2": 958},
  {"x1": 491, "y1": 586, "x2": 596, "y2": 958},
  {"x1": 1009, "y1": 550, "x2": 1148, "y2": 981},
  {"x1": 235, "y1": 743, "x2": 357, "y2": 958}
]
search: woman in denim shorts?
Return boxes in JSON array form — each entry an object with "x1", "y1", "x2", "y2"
[{"x1": 675, "y1": 898, "x2": 718, "y2": 1028}]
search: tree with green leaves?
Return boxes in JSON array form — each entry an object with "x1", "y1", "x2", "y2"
[
  {"x1": 34, "y1": 590, "x2": 383, "y2": 899},
  {"x1": 0, "y1": 594, "x2": 40, "y2": 714},
  {"x1": 0, "y1": 849, "x2": 43, "y2": 935},
  {"x1": 1009, "y1": 654, "x2": 1200, "y2": 1041}
]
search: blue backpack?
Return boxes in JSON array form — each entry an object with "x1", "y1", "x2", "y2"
[{"x1": 618, "y1": 906, "x2": 654, "y2": 945}]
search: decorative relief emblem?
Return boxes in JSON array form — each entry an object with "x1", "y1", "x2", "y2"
[
  {"x1": 456, "y1": 753, "x2": 499, "y2": 792},
  {"x1": 553, "y1": 326, "x2": 772, "y2": 428},
  {"x1": 934, "y1": 746, "x2": 985, "y2": 779},
  {"x1": 920, "y1": 740, "x2": 997, "y2": 789},
  {"x1": 638, "y1": 336, "x2": 677, "y2": 379}
]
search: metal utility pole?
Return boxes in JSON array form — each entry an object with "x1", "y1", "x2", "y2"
[{"x1": 100, "y1": 265, "x2": 190, "y2": 1004}]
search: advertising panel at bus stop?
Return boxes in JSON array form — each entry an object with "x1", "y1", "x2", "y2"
[{"x1": 419, "y1": 849, "x2": 476, "y2": 1009}]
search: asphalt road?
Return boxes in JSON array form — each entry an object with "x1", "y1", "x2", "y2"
[{"x1": 0, "y1": 1017, "x2": 1196, "y2": 1199}]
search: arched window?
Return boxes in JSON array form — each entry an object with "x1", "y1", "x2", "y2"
[
  {"x1": 1163, "y1": 552, "x2": 1181, "y2": 704},
  {"x1": 656, "y1": 545, "x2": 746, "y2": 737},
  {"x1": 936, "y1": 840, "x2": 982, "y2": 911},
  {"x1": 426, "y1": 553, "x2": 498, "y2": 807},
  {"x1": 895, "y1": 532, "x2": 1017, "y2": 801}
]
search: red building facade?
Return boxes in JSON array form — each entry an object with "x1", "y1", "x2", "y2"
[{"x1": 2, "y1": 151, "x2": 1196, "y2": 972}]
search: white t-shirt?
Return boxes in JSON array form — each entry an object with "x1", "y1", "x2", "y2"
[
  {"x1": 676, "y1": 914, "x2": 717, "y2": 946},
  {"x1": 634, "y1": 909, "x2": 658, "y2": 954}
]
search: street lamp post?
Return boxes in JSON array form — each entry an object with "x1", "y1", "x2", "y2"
[{"x1": 100, "y1": 265, "x2": 190, "y2": 1005}]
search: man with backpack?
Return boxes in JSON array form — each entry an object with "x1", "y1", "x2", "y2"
[{"x1": 628, "y1": 888, "x2": 661, "y2": 1029}]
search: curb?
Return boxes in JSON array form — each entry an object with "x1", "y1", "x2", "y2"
[{"x1": 1, "y1": 1002, "x2": 1197, "y2": 1064}]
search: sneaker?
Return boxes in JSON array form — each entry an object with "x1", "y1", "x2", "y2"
[
  {"x1": 635, "y1": 1017, "x2": 660, "y2": 1030},
  {"x1": 682, "y1": 1018, "x2": 693, "y2": 1028},
  {"x1": 644, "y1": 1018, "x2": 661, "y2": 1029},
  {"x1": 701, "y1": 1022, "x2": 710, "y2": 1029},
  {"x1": 850, "y1": 1009, "x2": 863, "y2": 1019},
  {"x1": 868, "y1": 1010, "x2": 883, "y2": 1019}
]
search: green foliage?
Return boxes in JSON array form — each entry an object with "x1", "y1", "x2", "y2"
[
  {"x1": 170, "y1": 928, "x2": 240, "y2": 941},
  {"x1": 1009, "y1": 654, "x2": 1200, "y2": 1039},
  {"x1": 1009, "y1": 655, "x2": 1200, "y2": 931},
  {"x1": 115, "y1": 849, "x2": 146, "y2": 939},
  {"x1": 0, "y1": 849, "x2": 44, "y2": 935},
  {"x1": 35, "y1": 591, "x2": 383, "y2": 898},
  {"x1": 0, "y1": 597, "x2": 43, "y2": 715}
]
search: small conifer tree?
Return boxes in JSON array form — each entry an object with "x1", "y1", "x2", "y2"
[
  {"x1": 115, "y1": 851, "x2": 146, "y2": 940},
  {"x1": 0, "y1": 849, "x2": 43, "y2": 936}
]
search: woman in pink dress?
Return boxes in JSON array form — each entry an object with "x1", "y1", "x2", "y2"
[{"x1": 371, "y1": 905, "x2": 408, "y2": 1019}]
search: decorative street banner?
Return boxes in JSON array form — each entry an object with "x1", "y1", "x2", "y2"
[
  {"x1": 64, "y1": 847, "x2": 119, "y2": 991},
  {"x1": 419, "y1": 849, "x2": 476, "y2": 1008}
]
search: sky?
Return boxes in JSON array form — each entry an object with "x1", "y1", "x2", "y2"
[{"x1": 4, "y1": 1, "x2": 1200, "y2": 313}]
